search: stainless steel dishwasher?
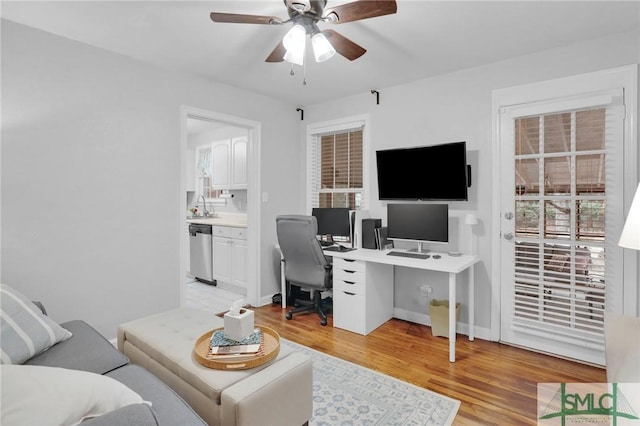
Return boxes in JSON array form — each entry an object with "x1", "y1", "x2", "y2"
[{"x1": 189, "y1": 223, "x2": 216, "y2": 285}]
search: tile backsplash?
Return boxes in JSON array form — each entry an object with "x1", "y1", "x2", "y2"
[{"x1": 187, "y1": 190, "x2": 247, "y2": 215}]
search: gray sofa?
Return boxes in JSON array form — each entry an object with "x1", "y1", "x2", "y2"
[
  {"x1": 2, "y1": 286, "x2": 312, "y2": 426},
  {"x1": 25, "y1": 314, "x2": 206, "y2": 425}
]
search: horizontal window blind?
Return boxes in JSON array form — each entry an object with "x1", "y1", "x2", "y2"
[{"x1": 310, "y1": 127, "x2": 364, "y2": 210}]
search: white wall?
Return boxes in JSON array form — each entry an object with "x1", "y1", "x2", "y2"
[
  {"x1": 1, "y1": 20, "x2": 301, "y2": 338},
  {"x1": 303, "y1": 30, "x2": 640, "y2": 335}
]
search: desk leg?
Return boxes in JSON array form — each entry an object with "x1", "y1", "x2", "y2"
[
  {"x1": 448, "y1": 272, "x2": 456, "y2": 363},
  {"x1": 280, "y1": 256, "x2": 287, "y2": 309},
  {"x1": 469, "y1": 264, "x2": 475, "y2": 341}
]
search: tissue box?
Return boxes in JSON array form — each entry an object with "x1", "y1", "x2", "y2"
[{"x1": 223, "y1": 309, "x2": 255, "y2": 341}]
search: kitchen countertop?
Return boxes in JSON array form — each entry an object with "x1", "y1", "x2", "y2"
[{"x1": 186, "y1": 213, "x2": 247, "y2": 228}]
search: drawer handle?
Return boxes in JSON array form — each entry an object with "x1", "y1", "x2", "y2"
[
  {"x1": 343, "y1": 280, "x2": 356, "y2": 285},
  {"x1": 344, "y1": 270, "x2": 356, "y2": 274},
  {"x1": 344, "y1": 259, "x2": 356, "y2": 263},
  {"x1": 343, "y1": 291, "x2": 356, "y2": 296}
]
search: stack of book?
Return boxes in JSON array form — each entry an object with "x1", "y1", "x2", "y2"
[
  {"x1": 206, "y1": 328, "x2": 264, "y2": 360},
  {"x1": 375, "y1": 226, "x2": 393, "y2": 250}
]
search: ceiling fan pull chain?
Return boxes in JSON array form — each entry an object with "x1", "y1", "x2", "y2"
[
  {"x1": 303, "y1": 59, "x2": 307, "y2": 86},
  {"x1": 290, "y1": 64, "x2": 295, "y2": 76}
]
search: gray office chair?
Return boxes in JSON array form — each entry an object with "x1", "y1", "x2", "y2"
[{"x1": 276, "y1": 215, "x2": 332, "y2": 326}]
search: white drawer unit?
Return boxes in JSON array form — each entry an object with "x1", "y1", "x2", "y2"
[
  {"x1": 231, "y1": 227, "x2": 247, "y2": 240},
  {"x1": 212, "y1": 225, "x2": 233, "y2": 238},
  {"x1": 334, "y1": 258, "x2": 366, "y2": 273},
  {"x1": 333, "y1": 257, "x2": 393, "y2": 335},
  {"x1": 334, "y1": 267, "x2": 366, "y2": 292},
  {"x1": 334, "y1": 275, "x2": 366, "y2": 294}
]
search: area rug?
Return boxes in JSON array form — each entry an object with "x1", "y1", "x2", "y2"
[{"x1": 281, "y1": 339, "x2": 460, "y2": 425}]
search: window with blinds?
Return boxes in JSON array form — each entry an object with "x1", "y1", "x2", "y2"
[
  {"x1": 512, "y1": 107, "x2": 609, "y2": 348},
  {"x1": 311, "y1": 128, "x2": 364, "y2": 209}
]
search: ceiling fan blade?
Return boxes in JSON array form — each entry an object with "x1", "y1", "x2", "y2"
[
  {"x1": 323, "y1": 29, "x2": 366, "y2": 61},
  {"x1": 210, "y1": 12, "x2": 283, "y2": 25},
  {"x1": 265, "y1": 41, "x2": 287, "y2": 62},
  {"x1": 323, "y1": 0, "x2": 397, "y2": 24}
]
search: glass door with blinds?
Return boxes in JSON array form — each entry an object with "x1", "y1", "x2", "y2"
[{"x1": 499, "y1": 91, "x2": 625, "y2": 364}]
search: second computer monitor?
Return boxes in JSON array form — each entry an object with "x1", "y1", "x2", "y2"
[
  {"x1": 312, "y1": 207, "x2": 351, "y2": 241},
  {"x1": 387, "y1": 204, "x2": 448, "y2": 251}
]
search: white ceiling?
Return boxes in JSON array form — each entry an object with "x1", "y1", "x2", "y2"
[{"x1": 3, "y1": 1, "x2": 639, "y2": 106}]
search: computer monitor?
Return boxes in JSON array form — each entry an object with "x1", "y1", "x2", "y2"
[
  {"x1": 387, "y1": 204, "x2": 448, "y2": 253},
  {"x1": 312, "y1": 207, "x2": 351, "y2": 242}
]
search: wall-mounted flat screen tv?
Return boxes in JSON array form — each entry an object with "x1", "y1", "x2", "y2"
[{"x1": 376, "y1": 141, "x2": 469, "y2": 201}]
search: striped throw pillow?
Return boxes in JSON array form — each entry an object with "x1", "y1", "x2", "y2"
[{"x1": 1, "y1": 284, "x2": 72, "y2": 364}]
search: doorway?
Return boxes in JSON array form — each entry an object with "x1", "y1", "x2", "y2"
[
  {"x1": 491, "y1": 66, "x2": 638, "y2": 365},
  {"x1": 179, "y1": 106, "x2": 261, "y2": 308}
]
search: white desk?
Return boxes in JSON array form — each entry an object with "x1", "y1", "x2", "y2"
[{"x1": 279, "y1": 248, "x2": 479, "y2": 362}]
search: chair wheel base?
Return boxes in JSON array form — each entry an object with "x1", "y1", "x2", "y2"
[{"x1": 285, "y1": 289, "x2": 329, "y2": 325}]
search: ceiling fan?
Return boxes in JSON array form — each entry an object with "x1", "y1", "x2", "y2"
[{"x1": 210, "y1": 0, "x2": 397, "y2": 65}]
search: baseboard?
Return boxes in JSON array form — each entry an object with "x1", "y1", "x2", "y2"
[
  {"x1": 253, "y1": 295, "x2": 493, "y2": 340},
  {"x1": 216, "y1": 280, "x2": 247, "y2": 295},
  {"x1": 393, "y1": 307, "x2": 492, "y2": 341},
  {"x1": 259, "y1": 294, "x2": 275, "y2": 307}
]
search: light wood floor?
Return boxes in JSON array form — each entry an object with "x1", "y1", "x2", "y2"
[{"x1": 252, "y1": 303, "x2": 606, "y2": 425}]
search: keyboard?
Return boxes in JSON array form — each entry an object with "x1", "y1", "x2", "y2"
[
  {"x1": 324, "y1": 245, "x2": 356, "y2": 253},
  {"x1": 387, "y1": 251, "x2": 430, "y2": 259}
]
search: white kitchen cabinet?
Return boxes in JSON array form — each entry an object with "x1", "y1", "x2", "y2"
[
  {"x1": 211, "y1": 141, "x2": 230, "y2": 189},
  {"x1": 231, "y1": 235, "x2": 247, "y2": 287},
  {"x1": 211, "y1": 137, "x2": 247, "y2": 190},
  {"x1": 211, "y1": 225, "x2": 247, "y2": 289},
  {"x1": 332, "y1": 257, "x2": 393, "y2": 335},
  {"x1": 230, "y1": 137, "x2": 247, "y2": 189},
  {"x1": 212, "y1": 237, "x2": 231, "y2": 284}
]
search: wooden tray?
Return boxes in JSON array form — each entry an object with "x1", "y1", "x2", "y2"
[{"x1": 194, "y1": 326, "x2": 280, "y2": 370}]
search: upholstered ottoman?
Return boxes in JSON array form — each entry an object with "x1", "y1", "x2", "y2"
[{"x1": 117, "y1": 308, "x2": 313, "y2": 426}]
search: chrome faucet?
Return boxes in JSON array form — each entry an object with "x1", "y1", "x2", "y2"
[{"x1": 197, "y1": 194, "x2": 210, "y2": 217}]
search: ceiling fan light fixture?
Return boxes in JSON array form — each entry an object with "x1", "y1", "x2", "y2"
[
  {"x1": 282, "y1": 23, "x2": 306, "y2": 51},
  {"x1": 210, "y1": 1, "x2": 398, "y2": 64},
  {"x1": 283, "y1": 23, "x2": 306, "y2": 65},
  {"x1": 324, "y1": 12, "x2": 338, "y2": 23},
  {"x1": 311, "y1": 32, "x2": 336, "y2": 62},
  {"x1": 284, "y1": 45, "x2": 305, "y2": 66}
]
